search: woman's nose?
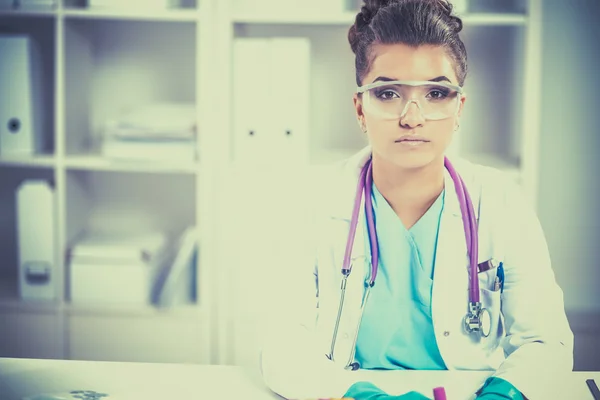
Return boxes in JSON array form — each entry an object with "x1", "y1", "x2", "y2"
[{"x1": 399, "y1": 100, "x2": 425, "y2": 128}]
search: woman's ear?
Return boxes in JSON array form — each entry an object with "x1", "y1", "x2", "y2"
[
  {"x1": 457, "y1": 93, "x2": 467, "y2": 118},
  {"x1": 353, "y1": 93, "x2": 367, "y2": 132}
]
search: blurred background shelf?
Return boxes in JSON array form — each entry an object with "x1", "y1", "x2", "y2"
[
  {"x1": 64, "y1": 155, "x2": 199, "y2": 174},
  {"x1": 64, "y1": 302, "x2": 203, "y2": 318},
  {"x1": 232, "y1": 11, "x2": 527, "y2": 26},
  {"x1": 0, "y1": 9, "x2": 57, "y2": 17},
  {"x1": 0, "y1": 154, "x2": 56, "y2": 168},
  {"x1": 63, "y1": 8, "x2": 199, "y2": 22}
]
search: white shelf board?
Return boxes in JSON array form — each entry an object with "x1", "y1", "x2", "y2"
[
  {"x1": 232, "y1": 11, "x2": 527, "y2": 26},
  {"x1": 0, "y1": 154, "x2": 56, "y2": 168},
  {"x1": 65, "y1": 302, "x2": 203, "y2": 319},
  {"x1": 64, "y1": 7, "x2": 199, "y2": 22},
  {"x1": 0, "y1": 8, "x2": 57, "y2": 17},
  {"x1": 64, "y1": 155, "x2": 198, "y2": 174},
  {"x1": 461, "y1": 13, "x2": 527, "y2": 26},
  {"x1": 232, "y1": 10, "x2": 357, "y2": 25}
]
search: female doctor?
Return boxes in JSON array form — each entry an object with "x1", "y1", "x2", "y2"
[{"x1": 259, "y1": 0, "x2": 574, "y2": 399}]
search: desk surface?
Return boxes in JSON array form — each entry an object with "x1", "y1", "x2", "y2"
[{"x1": 1, "y1": 358, "x2": 599, "y2": 400}]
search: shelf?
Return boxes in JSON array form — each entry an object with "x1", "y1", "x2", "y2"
[
  {"x1": 232, "y1": 10, "x2": 358, "y2": 25},
  {"x1": 462, "y1": 13, "x2": 527, "y2": 26},
  {"x1": 0, "y1": 8, "x2": 57, "y2": 17},
  {"x1": 0, "y1": 154, "x2": 55, "y2": 168},
  {"x1": 65, "y1": 302, "x2": 202, "y2": 319},
  {"x1": 63, "y1": 7, "x2": 199, "y2": 22},
  {"x1": 232, "y1": 11, "x2": 527, "y2": 26},
  {"x1": 64, "y1": 155, "x2": 198, "y2": 174},
  {"x1": 0, "y1": 278, "x2": 61, "y2": 313}
]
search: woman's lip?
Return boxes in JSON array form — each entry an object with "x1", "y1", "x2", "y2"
[{"x1": 395, "y1": 139, "x2": 429, "y2": 142}]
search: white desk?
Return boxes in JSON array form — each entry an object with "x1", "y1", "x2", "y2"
[{"x1": 0, "y1": 358, "x2": 599, "y2": 399}]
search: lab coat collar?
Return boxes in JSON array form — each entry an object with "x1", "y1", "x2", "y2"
[{"x1": 328, "y1": 146, "x2": 467, "y2": 221}]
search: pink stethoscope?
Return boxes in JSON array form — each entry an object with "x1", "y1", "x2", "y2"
[{"x1": 328, "y1": 155, "x2": 491, "y2": 369}]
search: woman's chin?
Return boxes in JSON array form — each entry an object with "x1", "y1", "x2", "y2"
[{"x1": 386, "y1": 149, "x2": 439, "y2": 171}]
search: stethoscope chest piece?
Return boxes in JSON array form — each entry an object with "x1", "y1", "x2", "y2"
[{"x1": 464, "y1": 302, "x2": 492, "y2": 338}]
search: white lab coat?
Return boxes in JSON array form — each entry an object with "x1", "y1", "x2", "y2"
[{"x1": 259, "y1": 146, "x2": 574, "y2": 400}]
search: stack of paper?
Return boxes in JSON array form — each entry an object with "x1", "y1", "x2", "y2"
[{"x1": 101, "y1": 103, "x2": 197, "y2": 162}]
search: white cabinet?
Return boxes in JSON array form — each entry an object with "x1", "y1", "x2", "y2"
[{"x1": 0, "y1": 0, "x2": 213, "y2": 364}]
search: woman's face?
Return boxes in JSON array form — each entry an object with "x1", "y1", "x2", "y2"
[{"x1": 353, "y1": 43, "x2": 466, "y2": 170}]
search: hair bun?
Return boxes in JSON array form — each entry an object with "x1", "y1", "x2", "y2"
[{"x1": 434, "y1": 0, "x2": 464, "y2": 32}]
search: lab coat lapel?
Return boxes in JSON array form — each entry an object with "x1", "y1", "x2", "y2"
[{"x1": 431, "y1": 170, "x2": 470, "y2": 341}]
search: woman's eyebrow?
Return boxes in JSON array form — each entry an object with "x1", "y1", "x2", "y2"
[{"x1": 371, "y1": 75, "x2": 451, "y2": 83}]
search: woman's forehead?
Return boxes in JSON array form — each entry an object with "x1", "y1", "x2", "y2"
[{"x1": 365, "y1": 43, "x2": 458, "y2": 84}]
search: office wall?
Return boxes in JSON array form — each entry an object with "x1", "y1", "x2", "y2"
[{"x1": 537, "y1": 0, "x2": 600, "y2": 371}]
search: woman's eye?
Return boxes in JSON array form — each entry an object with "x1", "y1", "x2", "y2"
[
  {"x1": 376, "y1": 90, "x2": 399, "y2": 100},
  {"x1": 427, "y1": 90, "x2": 449, "y2": 100}
]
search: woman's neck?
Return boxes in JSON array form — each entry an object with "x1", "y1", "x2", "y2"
[{"x1": 371, "y1": 154, "x2": 445, "y2": 228}]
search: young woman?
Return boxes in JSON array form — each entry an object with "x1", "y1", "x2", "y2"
[{"x1": 260, "y1": 1, "x2": 573, "y2": 399}]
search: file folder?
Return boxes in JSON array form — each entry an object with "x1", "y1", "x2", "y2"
[
  {"x1": 232, "y1": 37, "x2": 311, "y2": 165},
  {"x1": 0, "y1": 35, "x2": 41, "y2": 155},
  {"x1": 16, "y1": 180, "x2": 56, "y2": 300}
]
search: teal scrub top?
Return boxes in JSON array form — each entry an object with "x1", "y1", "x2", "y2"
[{"x1": 354, "y1": 182, "x2": 446, "y2": 370}]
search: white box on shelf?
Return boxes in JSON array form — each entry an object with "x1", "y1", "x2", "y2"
[
  {"x1": 232, "y1": 38, "x2": 310, "y2": 165},
  {"x1": 16, "y1": 180, "x2": 56, "y2": 301},
  {"x1": 0, "y1": 35, "x2": 43, "y2": 156},
  {"x1": 69, "y1": 231, "x2": 169, "y2": 307}
]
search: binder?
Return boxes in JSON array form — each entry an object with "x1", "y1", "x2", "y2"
[
  {"x1": 16, "y1": 180, "x2": 56, "y2": 301},
  {"x1": 0, "y1": 35, "x2": 41, "y2": 156},
  {"x1": 232, "y1": 38, "x2": 271, "y2": 165},
  {"x1": 269, "y1": 38, "x2": 310, "y2": 165},
  {"x1": 232, "y1": 37, "x2": 311, "y2": 165}
]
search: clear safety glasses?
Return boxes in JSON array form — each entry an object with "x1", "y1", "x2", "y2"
[{"x1": 357, "y1": 80, "x2": 464, "y2": 121}]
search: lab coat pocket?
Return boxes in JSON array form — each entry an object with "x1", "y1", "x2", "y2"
[{"x1": 480, "y1": 287, "x2": 504, "y2": 349}]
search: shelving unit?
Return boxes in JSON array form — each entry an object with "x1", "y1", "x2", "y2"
[
  {"x1": 0, "y1": 0, "x2": 214, "y2": 364},
  {"x1": 0, "y1": 0, "x2": 542, "y2": 366}
]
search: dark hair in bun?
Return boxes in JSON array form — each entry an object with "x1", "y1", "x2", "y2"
[{"x1": 348, "y1": 0, "x2": 467, "y2": 86}]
